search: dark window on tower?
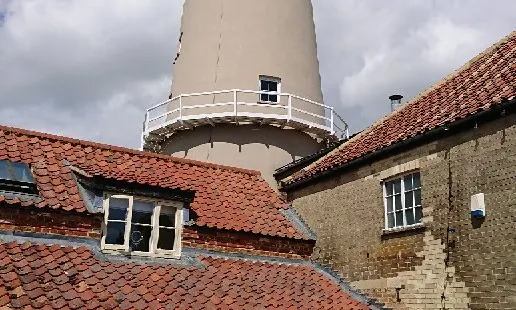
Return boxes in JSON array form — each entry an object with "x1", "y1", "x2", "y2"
[
  {"x1": 0, "y1": 160, "x2": 37, "y2": 194},
  {"x1": 259, "y1": 76, "x2": 281, "y2": 103}
]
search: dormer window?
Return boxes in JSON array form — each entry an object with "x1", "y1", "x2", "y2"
[
  {"x1": 259, "y1": 76, "x2": 281, "y2": 103},
  {"x1": 0, "y1": 159, "x2": 37, "y2": 194},
  {"x1": 102, "y1": 194, "x2": 183, "y2": 258}
]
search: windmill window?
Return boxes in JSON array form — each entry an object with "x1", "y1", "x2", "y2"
[{"x1": 259, "y1": 76, "x2": 281, "y2": 103}]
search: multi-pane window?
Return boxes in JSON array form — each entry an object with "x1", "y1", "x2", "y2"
[
  {"x1": 0, "y1": 159, "x2": 37, "y2": 194},
  {"x1": 259, "y1": 76, "x2": 281, "y2": 103},
  {"x1": 384, "y1": 172, "x2": 422, "y2": 229},
  {"x1": 102, "y1": 194, "x2": 182, "y2": 257}
]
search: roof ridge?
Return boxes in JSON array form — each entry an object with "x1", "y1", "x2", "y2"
[
  {"x1": 0, "y1": 124, "x2": 261, "y2": 176},
  {"x1": 394, "y1": 30, "x2": 516, "y2": 114},
  {"x1": 282, "y1": 121, "x2": 377, "y2": 184},
  {"x1": 283, "y1": 30, "x2": 516, "y2": 185}
]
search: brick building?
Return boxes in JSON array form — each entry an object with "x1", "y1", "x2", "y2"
[
  {"x1": 280, "y1": 32, "x2": 516, "y2": 309},
  {"x1": 0, "y1": 126, "x2": 387, "y2": 309}
]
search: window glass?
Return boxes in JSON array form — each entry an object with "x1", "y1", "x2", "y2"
[
  {"x1": 106, "y1": 197, "x2": 129, "y2": 246},
  {"x1": 415, "y1": 206, "x2": 423, "y2": 223},
  {"x1": 395, "y1": 211, "x2": 404, "y2": 227},
  {"x1": 386, "y1": 182, "x2": 393, "y2": 196},
  {"x1": 387, "y1": 213, "x2": 394, "y2": 228},
  {"x1": 106, "y1": 222, "x2": 126, "y2": 245},
  {"x1": 393, "y1": 179, "x2": 401, "y2": 194},
  {"x1": 0, "y1": 161, "x2": 12, "y2": 180},
  {"x1": 269, "y1": 81, "x2": 277, "y2": 92},
  {"x1": 259, "y1": 77, "x2": 280, "y2": 103},
  {"x1": 103, "y1": 196, "x2": 181, "y2": 255},
  {"x1": 159, "y1": 211, "x2": 176, "y2": 228},
  {"x1": 0, "y1": 160, "x2": 35, "y2": 183},
  {"x1": 404, "y1": 175, "x2": 412, "y2": 191},
  {"x1": 384, "y1": 172, "x2": 422, "y2": 229},
  {"x1": 11, "y1": 162, "x2": 34, "y2": 183},
  {"x1": 406, "y1": 209, "x2": 415, "y2": 225},
  {"x1": 130, "y1": 200, "x2": 154, "y2": 252},
  {"x1": 415, "y1": 189, "x2": 421, "y2": 206},
  {"x1": 413, "y1": 173, "x2": 421, "y2": 188},
  {"x1": 405, "y1": 192, "x2": 413, "y2": 209},
  {"x1": 260, "y1": 80, "x2": 268, "y2": 91},
  {"x1": 158, "y1": 229, "x2": 176, "y2": 250},
  {"x1": 130, "y1": 225, "x2": 152, "y2": 252},
  {"x1": 158, "y1": 206, "x2": 177, "y2": 251},
  {"x1": 132, "y1": 200, "x2": 153, "y2": 224},
  {"x1": 394, "y1": 195, "x2": 402, "y2": 210},
  {"x1": 386, "y1": 196, "x2": 393, "y2": 212},
  {"x1": 108, "y1": 198, "x2": 129, "y2": 221}
]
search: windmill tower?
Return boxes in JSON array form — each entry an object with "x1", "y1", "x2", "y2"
[{"x1": 142, "y1": 0, "x2": 348, "y2": 187}]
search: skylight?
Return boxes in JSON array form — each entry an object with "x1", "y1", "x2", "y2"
[{"x1": 0, "y1": 159, "x2": 37, "y2": 194}]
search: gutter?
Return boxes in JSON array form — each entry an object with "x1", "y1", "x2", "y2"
[{"x1": 282, "y1": 98, "x2": 516, "y2": 192}]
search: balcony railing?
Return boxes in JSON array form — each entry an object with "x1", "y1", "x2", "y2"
[{"x1": 141, "y1": 89, "x2": 349, "y2": 150}]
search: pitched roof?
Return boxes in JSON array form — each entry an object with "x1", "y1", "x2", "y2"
[
  {"x1": 0, "y1": 126, "x2": 307, "y2": 239},
  {"x1": 0, "y1": 240, "x2": 371, "y2": 310},
  {"x1": 284, "y1": 31, "x2": 516, "y2": 186}
]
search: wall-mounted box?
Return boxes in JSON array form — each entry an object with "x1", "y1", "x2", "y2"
[{"x1": 470, "y1": 193, "x2": 486, "y2": 218}]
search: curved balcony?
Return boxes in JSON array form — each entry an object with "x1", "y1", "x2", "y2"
[{"x1": 141, "y1": 89, "x2": 349, "y2": 149}]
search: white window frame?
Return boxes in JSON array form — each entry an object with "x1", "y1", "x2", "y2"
[
  {"x1": 101, "y1": 193, "x2": 183, "y2": 258},
  {"x1": 383, "y1": 171, "x2": 423, "y2": 230},
  {"x1": 258, "y1": 76, "x2": 281, "y2": 103}
]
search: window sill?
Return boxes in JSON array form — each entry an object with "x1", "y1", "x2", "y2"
[
  {"x1": 257, "y1": 101, "x2": 280, "y2": 105},
  {"x1": 382, "y1": 223, "x2": 425, "y2": 237},
  {"x1": 101, "y1": 249, "x2": 181, "y2": 260}
]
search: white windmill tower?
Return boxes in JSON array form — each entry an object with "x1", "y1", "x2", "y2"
[{"x1": 142, "y1": 0, "x2": 348, "y2": 187}]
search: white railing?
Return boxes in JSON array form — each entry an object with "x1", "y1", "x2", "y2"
[{"x1": 141, "y1": 89, "x2": 349, "y2": 149}]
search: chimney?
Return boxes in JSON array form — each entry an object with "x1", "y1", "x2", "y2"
[{"x1": 389, "y1": 94, "x2": 403, "y2": 112}]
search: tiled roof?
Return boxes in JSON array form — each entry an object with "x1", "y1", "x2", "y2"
[
  {"x1": 0, "y1": 240, "x2": 370, "y2": 310},
  {"x1": 0, "y1": 126, "x2": 306, "y2": 239},
  {"x1": 284, "y1": 31, "x2": 516, "y2": 186}
]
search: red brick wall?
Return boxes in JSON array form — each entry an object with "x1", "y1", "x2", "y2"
[
  {"x1": 0, "y1": 205, "x2": 314, "y2": 259},
  {"x1": 183, "y1": 226, "x2": 315, "y2": 259},
  {"x1": 0, "y1": 206, "x2": 102, "y2": 238}
]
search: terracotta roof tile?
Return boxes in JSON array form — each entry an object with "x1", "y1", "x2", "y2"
[
  {"x1": 0, "y1": 126, "x2": 306, "y2": 239},
  {"x1": 286, "y1": 31, "x2": 516, "y2": 185},
  {"x1": 1, "y1": 241, "x2": 370, "y2": 309}
]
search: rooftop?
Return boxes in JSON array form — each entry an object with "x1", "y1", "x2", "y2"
[
  {"x1": 0, "y1": 125, "x2": 307, "y2": 239},
  {"x1": 283, "y1": 31, "x2": 516, "y2": 188},
  {"x1": 0, "y1": 235, "x2": 375, "y2": 310}
]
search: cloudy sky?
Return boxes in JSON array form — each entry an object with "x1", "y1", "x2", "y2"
[{"x1": 1, "y1": 0, "x2": 514, "y2": 149}]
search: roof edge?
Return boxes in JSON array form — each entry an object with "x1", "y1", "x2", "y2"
[
  {"x1": 282, "y1": 31, "x2": 516, "y2": 187},
  {"x1": 0, "y1": 125, "x2": 261, "y2": 176},
  {"x1": 282, "y1": 97, "x2": 516, "y2": 191},
  {"x1": 313, "y1": 262, "x2": 389, "y2": 310}
]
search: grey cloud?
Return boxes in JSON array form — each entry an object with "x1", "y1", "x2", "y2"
[
  {"x1": 313, "y1": 0, "x2": 516, "y2": 132},
  {"x1": 0, "y1": 0, "x2": 514, "y2": 148}
]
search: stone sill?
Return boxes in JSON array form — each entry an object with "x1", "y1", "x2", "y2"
[{"x1": 381, "y1": 223, "x2": 425, "y2": 237}]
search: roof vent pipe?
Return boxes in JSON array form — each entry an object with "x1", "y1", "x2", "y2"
[{"x1": 389, "y1": 94, "x2": 404, "y2": 112}]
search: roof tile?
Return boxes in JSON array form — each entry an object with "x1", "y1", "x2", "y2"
[
  {"x1": 286, "y1": 31, "x2": 516, "y2": 185},
  {"x1": 1, "y1": 241, "x2": 369, "y2": 309},
  {"x1": 0, "y1": 125, "x2": 306, "y2": 239}
]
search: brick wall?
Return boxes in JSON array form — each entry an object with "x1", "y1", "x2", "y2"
[
  {"x1": 183, "y1": 226, "x2": 315, "y2": 259},
  {"x1": 0, "y1": 206, "x2": 102, "y2": 238},
  {"x1": 285, "y1": 114, "x2": 516, "y2": 309},
  {"x1": 0, "y1": 205, "x2": 315, "y2": 260}
]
